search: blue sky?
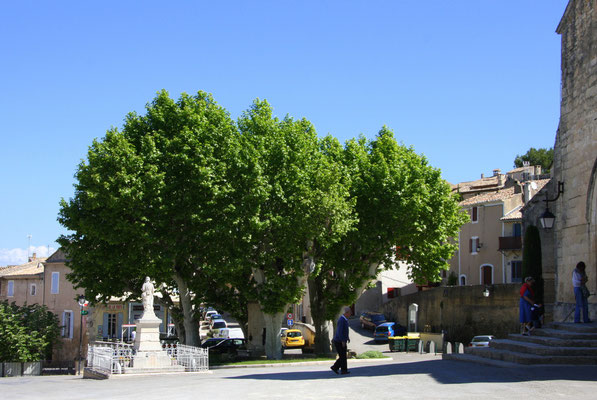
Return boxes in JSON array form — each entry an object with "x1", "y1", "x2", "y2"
[{"x1": 0, "y1": 1, "x2": 569, "y2": 266}]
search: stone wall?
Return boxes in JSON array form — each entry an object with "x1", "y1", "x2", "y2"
[
  {"x1": 381, "y1": 284, "x2": 520, "y2": 343},
  {"x1": 551, "y1": 0, "x2": 597, "y2": 318}
]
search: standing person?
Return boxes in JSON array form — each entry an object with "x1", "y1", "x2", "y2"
[
  {"x1": 331, "y1": 306, "x2": 351, "y2": 375},
  {"x1": 519, "y1": 277, "x2": 535, "y2": 335},
  {"x1": 573, "y1": 261, "x2": 591, "y2": 323}
]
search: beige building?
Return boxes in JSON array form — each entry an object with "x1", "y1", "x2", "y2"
[
  {"x1": 0, "y1": 250, "x2": 87, "y2": 362},
  {"x1": 449, "y1": 168, "x2": 548, "y2": 286},
  {"x1": 0, "y1": 254, "x2": 45, "y2": 306}
]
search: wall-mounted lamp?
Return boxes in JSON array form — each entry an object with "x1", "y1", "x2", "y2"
[
  {"x1": 483, "y1": 285, "x2": 494, "y2": 297},
  {"x1": 476, "y1": 243, "x2": 483, "y2": 252},
  {"x1": 539, "y1": 181, "x2": 564, "y2": 229}
]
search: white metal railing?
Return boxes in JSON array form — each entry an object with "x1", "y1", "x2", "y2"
[
  {"x1": 164, "y1": 344, "x2": 209, "y2": 372},
  {"x1": 87, "y1": 342, "x2": 208, "y2": 374},
  {"x1": 87, "y1": 342, "x2": 135, "y2": 374}
]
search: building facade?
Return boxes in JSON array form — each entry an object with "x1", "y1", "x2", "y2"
[{"x1": 449, "y1": 168, "x2": 548, "y2": 286}]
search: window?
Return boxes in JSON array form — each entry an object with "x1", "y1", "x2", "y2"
[
  {"x1": 460, "y1": 275, "x2": 467, "y2": 286},
  {"x1": 51, "y1": 272, "x2": 59, "y2": 294},
  {"x1": 7, "y1": 280, "x2": 14, "y2": 297},
  {"x1": 107, "y1": 313, "x2": 117, "y2": 338},
  {"x1": 470, "y1": 237, "x2": 480, "y2": 254},
  {"x1": 471, "y1": 206, "x2": 478, "y2": 223},
  {"x1": 511, "y1": 261, "x2": 522, "y2": 283},
  {"x1": 62, "y1": 311, "x2": 74, "y2": 338},
  {"x1": 513, "y1": 223, "x2": 522, "y2": 237},
  {"x1": 30, "y1": 284, "x2": 37, "y2": 296}
]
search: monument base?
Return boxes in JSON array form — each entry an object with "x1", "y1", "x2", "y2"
[
  {"x1": 131, "y1": 351, "x2": 182, "y2": 370},
  {"x1": 135, "y1": 314, "x2": 162, "y2": 352}
]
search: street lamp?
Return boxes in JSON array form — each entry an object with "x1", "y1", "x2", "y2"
[
  {"x1": 539, "y1": 181, "x2": 564, "y2": 229},
  {"x1": 77, "y1": 295, "x2": 87, "y2": 375}
]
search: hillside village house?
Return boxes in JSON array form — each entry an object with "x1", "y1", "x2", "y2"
[{"x1": 448, "y1": 165, "x2": 548, "y2": 286}]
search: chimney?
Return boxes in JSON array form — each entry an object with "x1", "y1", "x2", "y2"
[
  {"x1": 481, "y1": 173, "x2": 485, "y2": 179},
  {"x1": 523, "y1": 182, "x2": 531, "y2": 203},
  {"x1": 534, "y1": 165, "x2": 542, "y2": 175},
  {"x1": 29, "y1": 252, "x2": 37, "y2": 262},
  {"x1": 493, "y1": 169, "x2": 501, "y2": 176},
  {"x1": 523, "y1": 161, "x2": 530, "y2": 167}
]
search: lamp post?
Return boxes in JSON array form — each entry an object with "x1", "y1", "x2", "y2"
[
  {"x1": 77, "y1": 295, "x2": 86, "y2": 375},
  {"x1": 539, "y1": 181, "x2": 564, "y2": 229}
]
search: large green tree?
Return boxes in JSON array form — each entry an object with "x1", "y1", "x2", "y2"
[
  {"x1": 227, "y1": 100, "x2": 355, "y2": 359},
  {"x1": 309, "y1": 127, "x2": 468, "y2": 353},
  {"x1": 514, "y1": 147, "x2": 553, "y2": 173},
  {"x1": 58, "y1": 90, "x2": 241, "y2": 346}
]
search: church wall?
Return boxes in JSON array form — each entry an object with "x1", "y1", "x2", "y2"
[{"x1": 552, "y1": 0, "x2": 597, "y2": 319}]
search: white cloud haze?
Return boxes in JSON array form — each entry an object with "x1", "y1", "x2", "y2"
[{"x1": 0, "y1": 246, "x2": 56, "y2": 267}]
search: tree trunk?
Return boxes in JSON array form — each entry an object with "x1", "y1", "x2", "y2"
[
  {"x1": 308, "y1": 277, "x2": 332, "y2": 354},
  {"x1": 173, "y1": 273, "x2": 200, "y2": 347},
  {"x1": 262, "y1": 311, "x2": 285, "y2": 359}
]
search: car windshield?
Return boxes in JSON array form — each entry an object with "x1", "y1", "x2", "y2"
[
  {"x1": 472, "y1": 336, "x2": 491, "y2": 342},
  {"x1": 212, "y1": 322, "x2": 226, "y2": 329},
  {"x1": 372, "y1": 315, "x2": 386, "y2": 322},
  {"x1": 203, "y1": 339, "x2": 224, "y2": 347},
  {"x1": 287, "y1": 331, "x2": 302, "y2": 338}
]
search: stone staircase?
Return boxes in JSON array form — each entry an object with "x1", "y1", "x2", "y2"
[{"x1": 443, "y1": 322, "x2": 597, "y2": 366}]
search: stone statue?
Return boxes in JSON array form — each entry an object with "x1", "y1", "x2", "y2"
[{"x1": 141, "y1": 276, "x2": 154, "y2": 313}]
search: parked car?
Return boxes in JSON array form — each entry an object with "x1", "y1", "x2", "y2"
[
  {"x1": 209, "y1": 313, "x2": 223, "y2": 322},
  {"x1": 200, "y1": 338, "x2": 247, "y2": 354},
  {"x1": 374, "y1": 322, "x2": 398, "y2": 342},
  {"x1": 360, "y1": 311, "x2": 387, "y2": 330},
  {"x1": 210, "y1": 319, "x2": 227, "y2": 330},
  {"x1": 468, "y1": 335, "x2": 495, "y2": 348},
  {"x1": 204, "y1": 310, "x2": 218, "y2": 321},
  {"x1": 280, "y1": 329, "x2": 305, "y2": 349}
]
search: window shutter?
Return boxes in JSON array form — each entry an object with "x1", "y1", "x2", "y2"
[
  {"x1": 69, "y1": 312, "x2": 74, "y2": 339},
  {"x1": 469, "y1": 238, "x2": 472, "y2": 253},
  {"x1": 117, "y1": 313, "x2": 123, "y2": 339}
]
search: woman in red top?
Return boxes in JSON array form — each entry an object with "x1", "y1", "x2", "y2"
[{"x1": 519, "y1": 277, "x2": 535, "y2": 335}]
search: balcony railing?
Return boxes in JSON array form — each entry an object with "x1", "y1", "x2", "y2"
[{"x1": 498, "y1": 236, "x2": 522, "y2": 251}]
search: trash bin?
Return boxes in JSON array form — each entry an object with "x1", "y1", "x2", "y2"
[
  {"x1": 406, "y1": 337, "x2": 420, "y2": 352},
  {"x1": 388, "y1": 336, "x2": 406, "y2": 352}
]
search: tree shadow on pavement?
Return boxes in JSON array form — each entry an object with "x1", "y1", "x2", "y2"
[{"x1": 226, "y1": 359, "x2": 597, "y2": 385}]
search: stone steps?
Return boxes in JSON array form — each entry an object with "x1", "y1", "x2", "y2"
[
  {"x1": 508, "y1": 333, "x2": 597, "y2": 348},
  {"x1": 463, "y1": 347, "x2": 597, "y2": 365},
  {"x1": 487, "y1": 338, "x2": 597, "y2": 356},
  {"x1": 442, "y1": 321, "x2": 597, "y2": 366}
]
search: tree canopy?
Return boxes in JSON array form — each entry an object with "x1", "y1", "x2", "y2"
[
  {"x1": 59, "y1": 90, "x2": 466, "y2": 357},
  {"x1": 58, "y1": 90, "x2": 241, "y2": 346},
  {"x1": 514, "y1": 147, "x2": 553, "y2": 173},
  {"x1": 308, "y1": 127, "x2": 467, "y2": 352}
]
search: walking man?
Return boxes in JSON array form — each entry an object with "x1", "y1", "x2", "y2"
[{"x1": 331, "y1": 306, "x2": 351, "y2": 375}]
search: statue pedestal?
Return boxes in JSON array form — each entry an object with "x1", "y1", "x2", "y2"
[
  {"x1": 134, "y1": 313, "x2": 162, "y2": 352},
  {"x1": 129, "y1": 312, "x2": 183, "y2": 371}
]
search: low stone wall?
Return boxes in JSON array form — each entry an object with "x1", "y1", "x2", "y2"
[{"x1": 381, "y1": 284, "x2": 520, "y2": 344}]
